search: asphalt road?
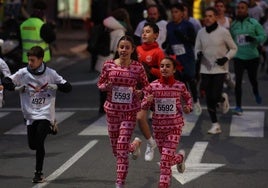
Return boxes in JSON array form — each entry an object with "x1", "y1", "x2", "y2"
[{"x1": 0, "y1": 56, "x2": 268, "y2": 188}]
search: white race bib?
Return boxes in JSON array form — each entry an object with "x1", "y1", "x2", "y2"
[
  {"x1": 155, "y1": 98, "x2": 176, "y2": 115},
  {"x1": 172, "y1": 44, "x2": 186, "y2": 55},
  {"x1": 237, "y1": 34, "x2": 249, "y2": 45},
  {"x1": 30, "y1": 91, "x2": 50, "y2": 109},
  {"x1": 112, "y1": 86, "x2": 133, "y2": 104}
]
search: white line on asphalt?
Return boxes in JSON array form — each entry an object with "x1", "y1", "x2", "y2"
[
  {"x1": 0, "y1": 112, "x2": 9, "y2": 118},
  {"x1": 32, "y1": 140, "x2": 98, "y2": 188},
  {"x1": 79, "y1": 115, "x2": 107, "y2": 136},
  {"x1": 182, "y1": 113, "x2": 199, "y2": 136},
  {"x1": 230, "y1": 111, "x2": 264, "y2": 137},
  {"x1": 4, "y1": 112, "x2": 75, "y2": 135},
  {"x1": 171, "y1": 142, "x2": 225, "y2": 185},
  {"x1": 70, "y1": 77, "x2": 99, "y2": 86}
]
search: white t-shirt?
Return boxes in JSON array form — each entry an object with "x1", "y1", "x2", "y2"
[{"x1": 9, "y1": 66, "x2": 67, "y2": 125}]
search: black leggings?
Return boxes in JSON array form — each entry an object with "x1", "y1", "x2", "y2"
[
  {"x1": 177, "y1": 73, "x2": 199, "y2": 103},
  {"x1": 27, "y1": 119, "x2": 50, "y2": 172},
  {"x1": 201, "y1": 73, "x2": 225, "y2": 123},
  {"x1": 233, "y1": 58, "x2": 260, "y2": 107}
]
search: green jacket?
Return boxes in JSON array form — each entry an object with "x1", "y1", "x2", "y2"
[
  {"x1": 20, "y1": 18, "x2": 51, "y2": 63},
  {"x1": 230, "y1": 17, "x2": 266, "y2": 60}
]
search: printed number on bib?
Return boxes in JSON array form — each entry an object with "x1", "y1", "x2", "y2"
[
  {"x1": 112, "y1": 86, "x2": 133, "y2": 103},
  {"x1": 237, "y1": 34, "x2": 249, "y2": 45},
  {"x1": 155, "y1": 98, "x2": 176, "y2": 115},
  {"x1": 171, "y1": 44, "x2": 186, "y2": 55},
  {"x1": 30, "y1": 92, "x2": 49, "y2": 109}
]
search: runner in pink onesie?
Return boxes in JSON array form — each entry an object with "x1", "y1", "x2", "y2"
[
  {"x1": 97, "y1": 35, "x2": 150, "y2": 188},
  {"x1": 142, "y1": 56, "x2": 192, "y2": 188}
]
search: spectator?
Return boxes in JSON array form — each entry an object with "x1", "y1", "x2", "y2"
[
  {"x1": 20, "y1": 0, "x2": 55, "y2": 66},
  {"x1": 88, "y1": 8, "x2": 132, "y2": 114},
  {"x1": 230, "y1": 0, "x2": 266, "y2": 115}
]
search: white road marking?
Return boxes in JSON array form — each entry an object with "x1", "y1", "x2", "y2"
[
  {"x1": 171, "y1": 142, "x2": 225, "y2": 184},
  {"x1": 79, "y1": 115, "x2": 108, "y2": 136},
  {"x1": 4, "y1": 112, "x2": 75, "y2": 135},
  {"x1": 230, "y1": 111, "x2": 264, "y2": 137},
  {"x1": 0, "y1": 112, "x2": 9, "y2": 118},
  {"x1": 70, "y1": 77, "x2": 99, "y2": 86},
  {"x1": 32, "y1": 140, "x2": 98, "y2": 188},
  {"x1": 182, "y1": 113, "x2": 199, "y2": 136}
]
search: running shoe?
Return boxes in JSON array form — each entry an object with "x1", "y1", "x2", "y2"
[
  {"x1": 207, "y1": 122, "x2": 222, "y2": 134},
  {"x1": 144, "y1": 140, "x2": 157, "y2": 161},
  {"x1": 177, "y1": 149, "x2": 186, "y2": 173},
  {"x1": 193, "y1": 100, "x2": 202, "y2": 116},
  {"x1": 255, "y1": 95, "x2": 262, "y2": 104},
  {"x1": 220, "y1": 93, "x2": 229, "y2": 114},
  {"x1": 32, "y1": 172, "x2": 45, "y2": 183},
  {"x1": 130, "y1": 137, "x2": 142, "y2": 160},
  {"x1": 232, "y1": 106, "x2": 243, "y2": 116}
]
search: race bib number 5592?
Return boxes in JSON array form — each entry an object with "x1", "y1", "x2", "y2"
[{"x1": 155, "y1": 98, "x2": 176, "y2": 115}]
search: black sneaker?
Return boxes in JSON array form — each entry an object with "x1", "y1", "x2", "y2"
[
  {"x1": 49, "y1": 120, "x2": 58, "y2": 135},
  {"x1": 32, "y1": 172, "x2": 45, "y2": 183}
]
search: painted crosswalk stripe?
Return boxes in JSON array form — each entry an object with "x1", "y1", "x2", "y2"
[
  {"x1": 4, "y1": 112, "x2": 75, "y2": 135},
  {"x1": 32, "y1": 139, "x2": 98, "y2": 188},
  {"x1": 182, "y1": 113, "x2": 199, "y2": 136},
  {"x1": 0, "y1": 112, "x2": 10, "y2": 118},
  {"x1": 79, "y1": 115, "x2": 108, "y2": 136},
  {"x1": 230, "y1": 111, "x2": 264, "y2": 137},
  {"x1": 79, "y1": 113, "x2": 200, "y2": 136}
]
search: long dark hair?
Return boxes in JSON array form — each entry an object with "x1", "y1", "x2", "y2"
[{"x1": 113, "y1": 35, "x2": 138, "y2": 61}]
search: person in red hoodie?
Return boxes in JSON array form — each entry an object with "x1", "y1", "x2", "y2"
[{"x1": 136, "y1": 22, "x2": 165, "y2": 162}]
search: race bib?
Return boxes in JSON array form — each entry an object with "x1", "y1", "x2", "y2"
[
  {"x1": 171, "y1": 44, "x2": 186, "y2": 55},
  {"x1": 237, "y1": 34, "x2": 249, "y2": 45},
  {"x1": 112, "y1": 86, "x2": 133, "y2": 104},
  {"x1": 30, "y1": 91, "x2": 50, "y2": 109},
  {"x1": 155, "y1": 98, "x2": 176, "y2": 115}
]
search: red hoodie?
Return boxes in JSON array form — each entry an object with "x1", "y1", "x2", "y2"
[{"x1": 137, "y1": 42, "x2": 165, "y2": 79}]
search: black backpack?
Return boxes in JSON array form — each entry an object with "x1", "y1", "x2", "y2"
[{"x1": 87, "y1": 23, "x2": 111, "y2": 56}]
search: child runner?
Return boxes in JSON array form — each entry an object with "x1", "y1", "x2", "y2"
[
  {"x1": 97, "y1": 35, "x2": 150, "y2": 188},
  {"x1": 2, "y1": 46, "x2": 72, "y2": 183},
  {"x1": 142, "y1": 56, "x2": 192, "y2": 188},
  {"x1": 0, "y1": 58, "x2": 11, "y2": 107},
  {"x1": 136, "y1": 22, "x2": 165, "y2": 162}
]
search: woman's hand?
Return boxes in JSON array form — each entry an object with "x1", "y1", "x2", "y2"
[
  {"x1": 146, "y1": 94, "x2": 154, "y2": 102},
  {"x1": 183, "y1": 106, "x2": 191, "y2": 114}
]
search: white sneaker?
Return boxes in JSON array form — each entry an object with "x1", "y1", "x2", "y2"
[
  {"x1": 220, "y1": 93, "x2": 229, "y2": 114},
  {"x1": 207, "y1": 122, "x2": 222, "y2": 134},
  {"x1": 177, "y1": 149, "x2": 186, "y2": 173},
  {"x1": 130, "y1": 137, "x2": 142, "y2": 160},
  {"x1": 144, "y1": 140, "x2": 157, "y2": 161},
  {"x1": 193, "y1": 100, "x2": 202, "y2": 116}
]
